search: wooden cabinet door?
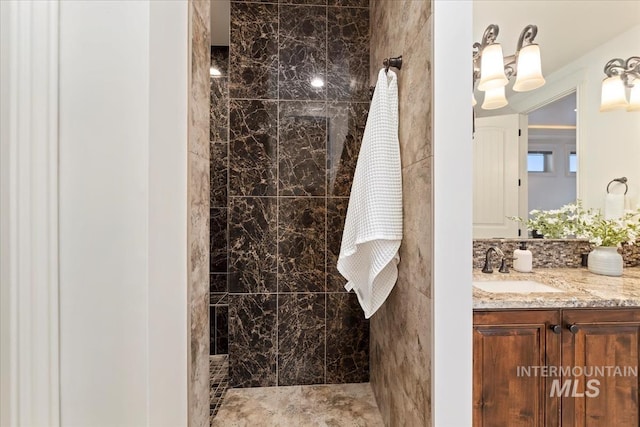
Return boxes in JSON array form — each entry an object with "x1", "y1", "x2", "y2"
[
  {"x1": 562, "y1": 309, "x2": 640, "y2": 427},
  {"x1": 474, "y1": 310, "x2": 561, "y2": 427}
]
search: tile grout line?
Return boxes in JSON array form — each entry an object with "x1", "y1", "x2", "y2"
[
  {"x1": 275, "y1": 0, "x2": 281, "y2": 388},
  {"x1": 224, "y1": 46, "x2": 231, "y2": 364},
  {"x1": 225, "y1": 48, "x2": 231, "y2": 293},
  {"x1": 222, "y1": 44, "x2": 231, "y2": 392},
  {"x1": 324, "y1": 0, "x2": 329, "y2": 386}
]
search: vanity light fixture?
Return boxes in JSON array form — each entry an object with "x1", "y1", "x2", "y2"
[
  {"x1": 600, "y1": 56, "x2": 640, "y2": 112},
  {"x1": 473, "y1": 24, "x2": 545, "y2": 110}
]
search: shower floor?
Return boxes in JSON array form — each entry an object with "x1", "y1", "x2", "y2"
[{"x1": 211, "y1": 383, "x2": 384, "y2": 426}]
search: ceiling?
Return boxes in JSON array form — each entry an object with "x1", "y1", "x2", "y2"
[{"x1": 474, "y1": 0, "x2": 640, "y2": 77}]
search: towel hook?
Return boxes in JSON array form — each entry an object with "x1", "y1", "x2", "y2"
[
  {"x1": 369, "y1": 55, "x2": 403, "y2": 99},
  {"x1": 607, "y1": 177, "x2": 628, "y2": 195},
  {"x1": 383, "y1": 56, "x2": 403, "y2": 73}
]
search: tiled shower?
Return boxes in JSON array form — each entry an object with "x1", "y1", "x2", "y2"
[{"x1": 209, "y1": 0, "x2": 372, "y2": 414}]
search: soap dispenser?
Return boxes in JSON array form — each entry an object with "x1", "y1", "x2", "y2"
[{"x1": 513, "y1": 242, "x2": 533, "y2": 273}]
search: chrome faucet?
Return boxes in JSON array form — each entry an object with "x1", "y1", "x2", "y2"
[{"x1": 482, "y1": 246, "x2": 509, "y2": 273}]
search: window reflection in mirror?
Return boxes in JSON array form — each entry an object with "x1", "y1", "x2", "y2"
[{"x1": 527, "y1": 92, "x2": 577, "y2": 215}]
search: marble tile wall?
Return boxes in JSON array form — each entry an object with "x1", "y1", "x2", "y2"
[
  {"x1": 224, "y1": 0, "x2": 371, "y2": 389},
  {"x1": 210, "y1": 46, "x2": 230, "y2": 357},
  {"x1": 189, "y1": 1, "x2": 211, "y2": 425},
  {"x1": 369, "y1": 1, "x2": 433, "y2": 426}
]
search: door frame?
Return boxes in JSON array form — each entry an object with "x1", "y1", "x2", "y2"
[{"x1": 0, "y1": 1, "x2": 61, "y2": 425}]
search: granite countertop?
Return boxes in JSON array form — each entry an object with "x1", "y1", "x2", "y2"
[{"x1": 473, "y1": 267, "x2": 640, "y2": 309}]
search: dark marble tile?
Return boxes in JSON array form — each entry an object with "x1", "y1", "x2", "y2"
[
  {"x1": 279, "y1": 271, "x2": 326, "y2": 295},
  {"x1": 210, "y1": 305, "x2": 217, "y2": 356},
  {"x1": 210, "y1": 208, "x2": 228, "y2": 273},
  {"x1": 210, "y1": 77, "x2": 228, "y2": 143},
  {"x1": 229, "y1": 2, "x2": 278, "y2": 99},
  {"x1": 210, "y1": 273, "x2": 228, "y2": 294},
  {"x1": 326, "y1": 293, "x2": 369, "y2": 383},
  {"x1": 229, "y1": 99, "x2": 278, "y2": 196},
  {"x1": 328, "y1": 0, "x2": 368, "y2": 7},
  {"x1": 216, "y1": 305, "x2": 229, "y2": 354},
  {"x1": 229, "y1": 270, "x2": 278, "y2": 295},
  {"x1": 210, "y1": 292, "x2": 228, "y2": 305},
  {"x1": 278, "y1": 293, "x2": 326, "y2": 385},
  {"x1": 326, "y1": 197, "x2": 348, "y2": 292},
  {"x1": 229, "y1": 294, "x2": 277, "y2": 387},
  {"x1": 279, "y1": 5, "x2": 327, "y2": 100},
  {"x1": 278, "y1": 101, "x2": 327, "y2": 196},
  {"x1": 211, "y1": 46, "x2": 229, "y2": 76},
  {"x1": 278, "y1": 198, "x2": 326, "y2": 293},
  {"x1": 327, "y1": 7, "x2": 370, "y2": 101},
  {"x1": 210, "y1": 142, "x2": 228, "y2": 207},
  {"x1": 327, "y1": 102, "x2": 368, "y2": 196},
  {"x1": 229, "y1": 197, "x2": 277, "y2": 293},
  {"x1": 279, "y1": 0, "x2": 327, "y2": 5}
]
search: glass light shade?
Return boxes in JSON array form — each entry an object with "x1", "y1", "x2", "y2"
[
  {"x1": 600, "y1": 76, "x2": 628, "y2": 112},
  {"x1": 477, "y1": 43, "x2": 508, "y2": 91},
  {"x1": 482, "y1": 85, "x2": 508, "y2": 110},
  {"x1": 627, "y1": 83, "x2": 640, "y2": 112},
  {"x1": 513, "y1": 44, "x2": 545, "y2": 92}
]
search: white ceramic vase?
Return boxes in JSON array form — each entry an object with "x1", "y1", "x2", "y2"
[{"x1": 588, "y1": 246, "x2": 623, "y2": 277}]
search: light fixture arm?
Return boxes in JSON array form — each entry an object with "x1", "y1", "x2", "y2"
[
  {"x1": 515, "y1": 25, "x2": 538, "y2": 53},
  {"x1": 604, "y1": 56, "x2": 640, "y2": 87},
  {"x1": 480, "y1": 24, "x2": 500, "y2": 47}
]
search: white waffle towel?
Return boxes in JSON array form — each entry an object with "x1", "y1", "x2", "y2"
[
  {"x1": 604, "y1": 193, "x2": 625, "y2": 220},
  {"x1": 337, "y1": 68, "x2": 402, "y2": 319}
]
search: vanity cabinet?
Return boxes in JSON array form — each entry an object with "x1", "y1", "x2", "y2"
[
  {"x1": 561, "y1": 309, "x2": 640, "y2": 426},
  {"x1": 473, "y1": 310, "x2": 561, "y2": 426},
  {"x1": 474, "y1": 308, "x2": 640, "y2": 427}
]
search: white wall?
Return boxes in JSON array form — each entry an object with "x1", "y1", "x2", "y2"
[
  {"x1": 511, "y1": 25, "x2": 640, "y2": 211},
  {"x1": 433, "y1": 1, "x2": 473, "y2": 425},
  {"x1": 58, "y1": 1, "x2": 188, "y2": 426},
  {"x1": 148, "y1": 2, "x2": 189, "y2": 425}
]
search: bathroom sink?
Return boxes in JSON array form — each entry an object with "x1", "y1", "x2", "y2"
[{"x1": 473, "y1": 280, "x2": 563, "y2": 294}]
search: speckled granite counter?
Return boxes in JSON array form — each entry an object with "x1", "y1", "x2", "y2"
[{"x1": 473, "y1": 268, "x2": 640, "y2": 309}]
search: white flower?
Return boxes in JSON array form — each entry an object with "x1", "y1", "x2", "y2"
[{"x1": 511, "y1": 200, "x2": 640, "y2": 245}]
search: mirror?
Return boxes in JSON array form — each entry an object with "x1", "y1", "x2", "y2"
[{"x1": 472, "y1": 1, "x2": 640, "y2": 238}]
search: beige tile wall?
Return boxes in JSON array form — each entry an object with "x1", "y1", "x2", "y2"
[
  {"x1": 189, "y1": 1, "x2": 211, "y2": 426},
  {"x1": 369, "y1": 1, "x2": 433, "y2": 425}
]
